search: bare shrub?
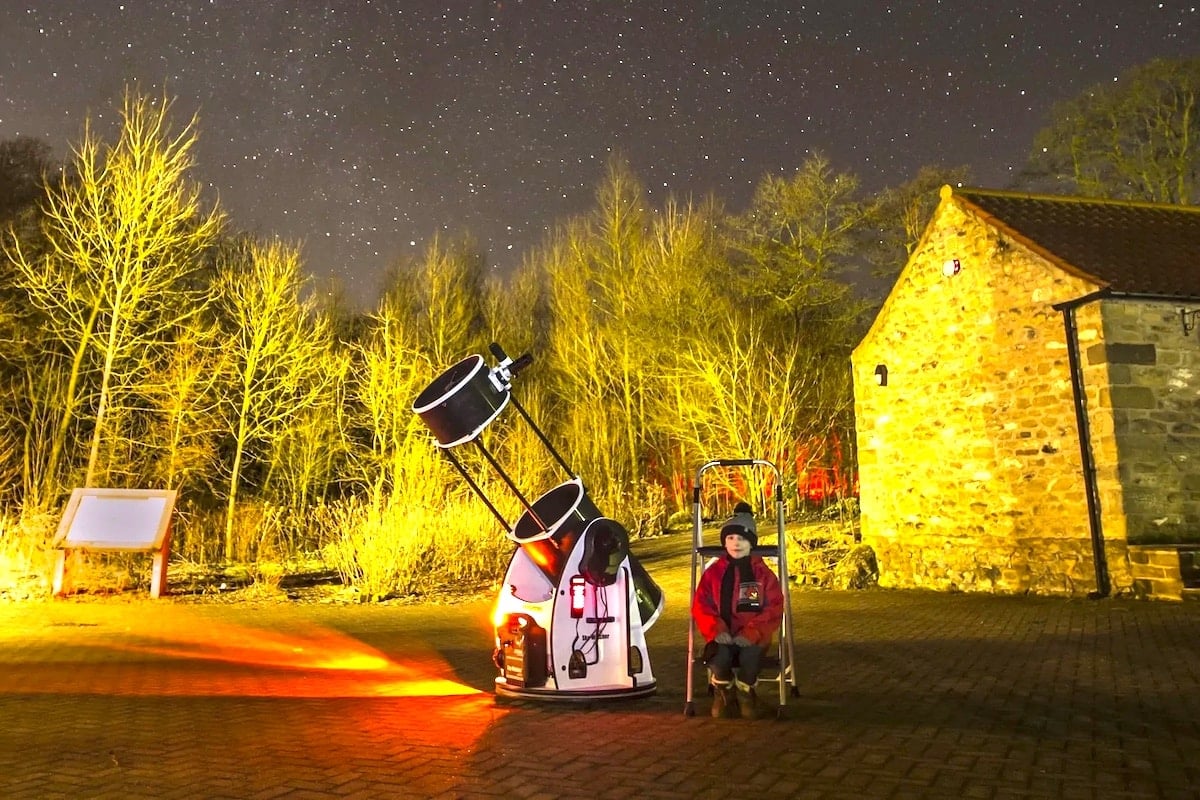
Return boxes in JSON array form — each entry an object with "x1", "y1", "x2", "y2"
[
  {"x1": 0, "y1": 510, "x2": 56, "y2": 598},
  {"x1": 596, "y1": 479, "x2": 669, "y2": 539},
  {"x1": 786, "y1": 519, "x2": 864, "y2": 588},
  {"x1": 321, "y1": 496, "x2": 510, "y2": 602}
]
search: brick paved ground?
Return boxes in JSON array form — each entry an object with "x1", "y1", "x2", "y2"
[{"x1": 2, "y1": 554, "x2": 1199, "y2": 799}]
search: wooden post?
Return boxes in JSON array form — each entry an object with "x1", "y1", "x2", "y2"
[
  {"x1": 52, "y1": 549, "x2": 71, "y2": 597},
  {"x1": 150, "y1": 526, "x2": 172, "y2": 599}
]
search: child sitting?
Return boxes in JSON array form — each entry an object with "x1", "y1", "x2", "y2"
[{"x1": 690, "y1": 501, "x2": 784, "y2": 718}]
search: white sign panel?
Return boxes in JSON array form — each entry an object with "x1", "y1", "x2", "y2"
[{"x1": 55, "y1": 488, "x2": 177, "y2": 550}]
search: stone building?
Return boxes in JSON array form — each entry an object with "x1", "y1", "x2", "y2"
[{"x1": 852, "y1": 186, "x2": 1200, "y2": 599}]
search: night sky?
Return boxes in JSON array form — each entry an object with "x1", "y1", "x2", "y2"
[{"x1": 2, "y1": 1, "x2": 1197, "y2": 308}]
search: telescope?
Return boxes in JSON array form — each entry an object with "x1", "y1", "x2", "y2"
[{"x1": 413, "y1": 344, "x2": 663, "y2": 700}]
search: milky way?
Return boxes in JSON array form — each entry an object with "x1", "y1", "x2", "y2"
[{"x1": 1, "y1": 1, "x2": 1196, "y2": 308}]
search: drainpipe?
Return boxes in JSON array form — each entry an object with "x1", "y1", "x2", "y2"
[{"x1": 1052, "y1": 290, "x2": 1111, "y2": 598}]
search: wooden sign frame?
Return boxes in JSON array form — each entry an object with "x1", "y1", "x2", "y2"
[{"x1": 53, "y1": 488, "x2": 178, "y2": 598}]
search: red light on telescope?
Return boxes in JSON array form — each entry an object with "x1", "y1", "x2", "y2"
[{"x1": 569, "y1": 574, "x2": 586, "y2": 618}]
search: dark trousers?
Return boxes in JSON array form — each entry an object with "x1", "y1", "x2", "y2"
[{"x1": 705, "y1": 642, "x2": 764, "y2": 685}]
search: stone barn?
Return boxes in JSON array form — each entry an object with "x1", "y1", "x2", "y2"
[{"x1": 852, "y1": 186, "x2": 1200, "y2": 599}]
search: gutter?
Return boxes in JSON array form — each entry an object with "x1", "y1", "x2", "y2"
[{"x1": 1051, "y1": 289, "x2": 1111, "y2": 598}]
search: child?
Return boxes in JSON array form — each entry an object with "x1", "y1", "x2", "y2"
[{"x1": 691, "y1": 501, "x2": 784, "y2": 718}]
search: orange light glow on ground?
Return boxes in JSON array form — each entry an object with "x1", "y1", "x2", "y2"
[
  {"x1": 0, "y1": 604, "x2": 486, "y2": 700},
  {"x1": 0, "y1": 601, "x2": 508, "y2": 760}
]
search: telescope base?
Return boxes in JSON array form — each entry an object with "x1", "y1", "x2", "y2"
[{"x1": 494, "y1": 678, "x2": 657, "y2": 703}]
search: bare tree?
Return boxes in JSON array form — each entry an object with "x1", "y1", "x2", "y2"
[
  {"x1": 674, "y1": 313, "x2": 844, "y2": 449},
  {"x1": 262, "y1": 344, "x2": 351, "y2": 511},
  {"x1": 731, "y1": 153, "x2": 864, "y2": 318},
  {"x1": 636, "y1": 195, "x2": 729, "y2": 504},
  {"x1": 140, "y1": 321, "x2": 227, "y2": 494},
  {"x1": 543, "y1": 248, "x2": 615, "y2": 486},
  {"x1": 862, "y1": 164, "x2": 971, "y2": 280},
  {"x1": 1025, "y1": 57, "x2": 1200, "y2": 204},
  {"x1": 344, "y1": 294, "x2": 439, "y2": 503},
  {"x1": 691, "y1": 155, "x2": 865, "y2": 503},
  {"x1": 214, "y1": 238, "x2": 333, "y2": 561},
  {"x1": 3, "y1": 89, "x2": 223, "y2": 498},
  {"x1": 382, "y1": 234, "x2": 488, "y2": 368}
]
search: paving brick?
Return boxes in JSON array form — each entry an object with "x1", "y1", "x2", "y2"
[{"x1": 2, "y1": 578, "x2": 1200, "y2": 798}]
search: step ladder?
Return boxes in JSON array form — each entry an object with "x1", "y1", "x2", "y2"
[{"x1": 684, "y1": 458, "x2": 799, "y2": 719}]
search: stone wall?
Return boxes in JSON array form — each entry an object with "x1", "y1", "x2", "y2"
[
  {"x1": 852, "y1": 194, "x2": 1135, "y2": 596},
  {"x1": 1127, "y1": 544, "x2": 1200, "y2": 599},
  {"x1": 1094, "y1": 299, "x2": 1200, "y2": 545}
]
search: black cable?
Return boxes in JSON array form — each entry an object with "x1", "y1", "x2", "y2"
[{"x1": 586, "y1": 584, "x2": 609, "y2": 665}]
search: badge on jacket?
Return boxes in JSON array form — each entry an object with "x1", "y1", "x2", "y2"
[{"x1": 736, "y1": 581, "x2": 762, "y2": 612}]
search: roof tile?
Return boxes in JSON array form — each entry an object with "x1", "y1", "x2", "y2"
[{"x1": 949, "y1": 187, "x2": 1200, "y2": 299}]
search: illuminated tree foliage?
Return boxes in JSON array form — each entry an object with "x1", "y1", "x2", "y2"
[
  {"x1": 541, "y1": 159, "x2": 664, "y2": 503},
  {"x1": 0, "y1": 56, "x2": 1191, "y2": 591},
  {"x1": 0, "y1": 140, "x2": 62, "y2": 506},
  {"x1": 536, "y1": 155, "x2": 862, "y2": 512},
  {"x1": 635, "y1": 195, "x2": 728, "y2": 506},
  {"x1": 213, "y1": 237, "x2": 333, "y2": 560},
  {"x1": 708, "y1": 159, "x2": 860, "y2": 503},
  {"x1": 139, "y1": 321, "x2": 227, "y2": 495},
  {"x1": 1026, "y1": 57, "x2": 1200, "y2": 204},
  {"x1": 731, "y1": 152, "x2": 863, "y2": 325},
  {"x1": 382, "y1": 233, "x2": 489, "y2": 369},
  {"x1": 345, "y1": 271, "x2": 439, "y2": 505},
  {"x1": 3, "y1": 90, "x2": 223, "y2": 502},
  {"x1": 262, "y1": 343, "x2": 350, "y2": 512},
  {"x1": 474, "y1": 258, "x2": 559, "y2": 502},
  {"x1": 0, "y1": 84, "x2": 980, "y2": 587},
  {"x1": 661, "y1": 314, "x2": 850, "y2": 497}
]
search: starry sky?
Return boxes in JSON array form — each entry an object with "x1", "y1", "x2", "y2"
[{"x1": 2, "y1": 1, "x2": 1197, "y2": 309}]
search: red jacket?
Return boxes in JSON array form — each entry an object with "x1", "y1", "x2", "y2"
[{"x1": 691, "y1": 555, "x2": 784, "y2": 648}]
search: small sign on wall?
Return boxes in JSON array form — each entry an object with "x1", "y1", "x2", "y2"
[{"x1": 53, "y1": 488, "x2": 178, "y2": 598}]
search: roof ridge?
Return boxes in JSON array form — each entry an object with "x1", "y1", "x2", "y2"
[
  {"x1": 939, "y1": 184, "x2": 1200, "y2": 300},
  {"x1": 942, "y1": 184, "x2": 1200, "y2": 215}
]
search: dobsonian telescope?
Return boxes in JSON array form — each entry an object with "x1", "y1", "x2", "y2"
[{"x1": 412, "y1": 343, "x2": 663, "y2": 700}]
